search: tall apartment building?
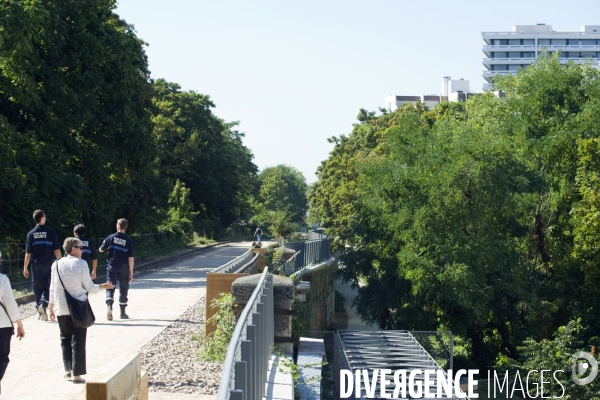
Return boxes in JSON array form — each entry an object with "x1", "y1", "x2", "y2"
[{"x1": 482, "y1": 24, "x2": 600, "y2": 90}]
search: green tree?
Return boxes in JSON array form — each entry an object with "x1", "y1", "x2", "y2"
[
  {"x1": 311, "y1": 54, "x2": 600, "y2": 369},
  {"x1": 0, "y1": 0, "x2": 158, "y2": 239},
  {"x1": 159, "y1": 180, "x2": 199, "y2": 242},
  {"x1": 255, "y1": 165, "x2": 308, "y2": 224},
  {"x1": 513, "y1": 320, "x2": 600, "y2": 399},
  {"x1": 151, "y1": 79, "x2": 258, "y2": 230}
]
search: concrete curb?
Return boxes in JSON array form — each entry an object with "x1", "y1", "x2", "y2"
[{"x1": 14, "y1": 241, "x2": 230, "y2": 305}]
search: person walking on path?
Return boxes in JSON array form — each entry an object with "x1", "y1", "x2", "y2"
[
  {"x1": 48, "y1": 238, "x2": 114, "y2": 384},
  {"x1": 98, "y1": 218, "x2": 134, "y2": 320},
  {"x1": 0, "y1": 252, "x2": 25, "y2": 393},
  {"x1": 254, "y1": 225, "x2": 262, "y2": 244},
  {"x1": 23, "y1": 209, "x2": 61, "y2": 321},
  {"x1": 72, "y1": 224, "x2": 98, "y2": 279}
]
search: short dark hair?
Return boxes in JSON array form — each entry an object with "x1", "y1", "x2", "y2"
[
  {"x1": 33, "y1": 210, "x2": 45, "y2": 223},
  {"x1": 73, "y1": 224, "x2": 86, "y2": 236},
  {"x1": 117, "y1": 218, "x2": 128, "y2": 230}
]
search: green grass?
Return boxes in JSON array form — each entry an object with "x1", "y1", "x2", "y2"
[
  {"x1": 12, "y1": 288, "x2": 28, "y2": 299},
  {"x1": 190, "y1": 233, "x2": 216, "y2": 246}
]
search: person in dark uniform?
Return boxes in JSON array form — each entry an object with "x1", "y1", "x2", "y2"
[
  {"x1": 23, "y1": 210, "x2": 62, "y2": 321},
  {"x1": 98, "y1": 218, "x2": 134, "y2": 320},
  {"x1": 73, "y1": 225, "x2": 97, "y2": 279}
]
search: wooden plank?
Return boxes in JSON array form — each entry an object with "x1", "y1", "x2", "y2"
[
  {"x1": 206, "y1": 272, "x2": 249, "y2": 335},
  {"x1": 138, "y1": 370, "x2": 149, "y2": 400},
  {"x1": 86, "y1": 353, "x2": 143, "y2": 400}
]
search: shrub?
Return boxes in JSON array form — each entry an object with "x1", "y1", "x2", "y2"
[{"x1": 198, "y1": 293, "x2": 237, "y2": 362}]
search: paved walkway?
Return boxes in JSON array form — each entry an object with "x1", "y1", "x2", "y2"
[{"x1": 2, "y1": 242, "x2": 252, "y2": 400}]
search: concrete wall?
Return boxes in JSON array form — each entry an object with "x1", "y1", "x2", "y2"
[{"x1": 300, "y1": 261, "x2": 337, "y2": 331}]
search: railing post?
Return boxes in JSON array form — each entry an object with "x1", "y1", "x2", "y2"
[
  {"x1": 241, "y1": 340, "x2": 253, "y2": 400},
  {"x1": 246, "y1": 325, "x2": 258, "y2": 400},
  {"x1": 259, "y1": 295, "x2": 269, "y2": 396},
  {"x1": 257, "y1": 301, "x2": 266, "y2": 398},
  {"x1": 234, "y1": 361, "x2": 247, "y2": 400},
  {"x1": 231, "y1": 390, "x2": 244, "y2": 400}
]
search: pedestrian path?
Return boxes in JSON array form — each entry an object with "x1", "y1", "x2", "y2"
[{"x1": 2, "y1": 242, "x2": 252, "y2": 400}]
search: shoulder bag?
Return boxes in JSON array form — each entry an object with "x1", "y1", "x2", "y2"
[
  {"x1": 0, "y1": 300, "x2": 15, "y2": 335},
  {"x1": 57, "y1": 261, "x2": 96, "y2": 329}
]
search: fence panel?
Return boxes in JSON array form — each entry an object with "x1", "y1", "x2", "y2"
[
  {"x1": 285, "y1": 237, "x2": 331, "y2": 270},
  {"x1": 0, "y1": 243, "x2": 26, "y2": 282},
  {"x1": 217, "y1": 269, "x2": 274, "y2": 400}
]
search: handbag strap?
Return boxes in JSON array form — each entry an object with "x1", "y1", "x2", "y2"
[
  {"x1": 56, "y1": 260, "x2": 68, "y2": 293},
  {"x1": 0, "y1": 300, "x2": 13, "y2": 324},
  {"x1": 56, "y1": 260, "x2": 88, "y2": 297}
]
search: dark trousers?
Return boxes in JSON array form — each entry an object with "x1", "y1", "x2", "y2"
[
  {"x1": 32, "y1": 263, "x2": 51, "y2": 308},
  {"x1": 0, "y1": 327, "x2": 13, "y2": 381},
  {"x1": 106, "y1": 265, "x2": 129, "y2": 305},
  {"x1": 57, "y1": 315, "x2": 87, "y2": 376}
]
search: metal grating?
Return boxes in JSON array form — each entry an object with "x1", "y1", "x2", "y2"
[{"x1": 335, "y1": 330, "x2": 469, "y2": 400}]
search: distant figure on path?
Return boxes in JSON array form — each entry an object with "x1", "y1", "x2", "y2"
[
  {"x1": 0, "y1": 251, "x2": 25, "y2": 391},
  {"x1": 72, "y1": 225, "x2": 98, "y2": 279},
  {"x1": 23, "y1": 209, "x2": 61, "y2": 321},
  {"x1": 48, "y1": 238, "x2": 114, "y2": 384},
  {"x1": 99, "y1": 218, "x2": 134, "y2": 320},
  {"x1": 254, "y1": 225, "x2": 262, "y2": 244}
]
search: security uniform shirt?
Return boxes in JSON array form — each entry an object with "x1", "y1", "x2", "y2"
[
  {"x1": 99, "y1": 232, "x2": 134, "y2": 268},
  {"x1": 25, "y1": 225, "x2": 60, "y2": 265},
  {"x1": 65, "y1": 236, "x2": 97, "y2": 267}
]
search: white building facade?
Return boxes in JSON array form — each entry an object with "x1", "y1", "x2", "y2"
[
  {"x1": 385, "y1": 77, "x2": 470, "y2": 112},
  {"x1": 482, "y1": 24, "x2": 600, "y2": 90}
]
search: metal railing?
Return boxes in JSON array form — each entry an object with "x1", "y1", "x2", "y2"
[
  {"x1": 279, "y1": 251, "x2": 300, "y2": 276},
  {"x1": 333, "y1": 330, "x2": 459, "y2": 400},
  {"x1": 217, "y1": 268, "x2": 274, "y2": 400},
  {"x1": 212, "y1": 250, "x2": 255, "y2": 273},
  {"x1": 0, "y1": 243, "x2": 26, "y2": 280},
  {"x1": 231, "y1": 253, "x2": 259, "y2": 274},
  {"x1": 285, "y1": 237, "x2": 331, "y2": 269},
  {"x1": 333, "y1": 332, "x2": 354, "y2": 400}
]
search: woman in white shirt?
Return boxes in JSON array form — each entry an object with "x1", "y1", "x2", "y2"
[
  {"x1": 0, "y1": 251, "x2": 25, "y2": 385},
  {"x1": 48, "y1": 238, "x2": 114, "y2": 384}
]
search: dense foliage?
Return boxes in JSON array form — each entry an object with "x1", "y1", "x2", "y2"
[
  {"x1": 251, "y1": 164, "x2": 308, "y2": 237},
  {"x1": 309, "y1": 54, "x2": 600, "y2": 369},
  {"x1": 0, "y1": 0, "x2": 256, "y2": 241}
]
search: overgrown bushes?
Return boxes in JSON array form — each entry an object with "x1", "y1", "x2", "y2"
[{"x1": 197, "y1": 293, "x2": 237, "y2": 362}]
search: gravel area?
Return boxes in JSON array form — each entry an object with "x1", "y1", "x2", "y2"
[
  {"x1": 140, "y1": 296, "x2": 224, "y2": 395},
  {"x1": 18, "y1": 301, "x2": 38, "y2": 319}
]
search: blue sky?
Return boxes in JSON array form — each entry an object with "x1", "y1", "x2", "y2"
[{"x1": 115, "y1": 0, "x2": 599, "y2": 183}]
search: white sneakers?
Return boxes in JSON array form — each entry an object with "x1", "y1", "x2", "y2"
[{"x1": 38, "y1": 305, "x2": 48, "y2": 322}]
